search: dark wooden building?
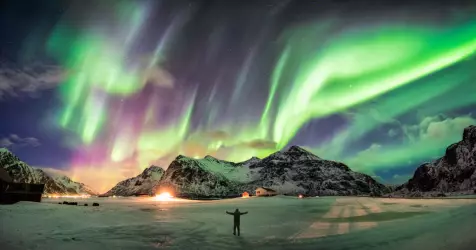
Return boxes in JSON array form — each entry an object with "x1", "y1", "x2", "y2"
[
  {"x1": 0, "y1": 167, "x2": 13, "y2": 193},
  {"x1": 0, "y1": 168, "x2": 45, "y2": 204}
]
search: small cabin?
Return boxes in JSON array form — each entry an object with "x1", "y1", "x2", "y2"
[{"x1": 255, "y1": 187, "x2": 277, "y2": 197}]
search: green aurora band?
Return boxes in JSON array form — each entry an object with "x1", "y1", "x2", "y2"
[
  {"x1": 266, "y1": 22, "x2": 476, "y2": 150},
  {"x1": 45, "y1": 1, "x2": 476, "y2": 178}
]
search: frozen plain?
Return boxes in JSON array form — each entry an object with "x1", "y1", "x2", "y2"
[{"x1": 1, "y1": 196, "x2": 476, "y2": 250}]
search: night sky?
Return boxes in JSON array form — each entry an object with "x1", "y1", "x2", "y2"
[{"x1": 1, "y1": 0, "x2": 476, "y2": 192}]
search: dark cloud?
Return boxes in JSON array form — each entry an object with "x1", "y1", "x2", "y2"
[
  {"x1": 205, "y1": 130, "x2": 229, "y2": 140},
  {"x1": 0, "y1": 134, "x2": 40, "y2": 148},
  {"x1": 243, "y1": 139, "x2": 277, "y2": 149},
  {"x1": 0, "y1": 59, "x2": 64, "y2": 99}
]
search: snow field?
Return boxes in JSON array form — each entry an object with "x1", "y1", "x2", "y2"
[{"x1": 1, "y1": 196, "x2": 476, "y2": 250}]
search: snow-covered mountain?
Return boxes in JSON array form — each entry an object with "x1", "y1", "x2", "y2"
[
  {"x1": 245, "y1": 146, "x2": 387, "y2": 196},
  {"x1": 149, "y1": 146, "x2": 387, "y2": 197},
  {"x1": 0, "y1": 148, "x2": 96, "y2": 195},
  {"x1": 104, "y1": 165, "x2": 164, "y2": 196},
  {"x1": 46, "y1": 171, "x2": 97, "y2": 195},
  {"x1": 154, "y1": 155, "x2": 247, "y2": 197},
  {"x1": 393, "y1": 125, "x2": 476, "y2": 197}
]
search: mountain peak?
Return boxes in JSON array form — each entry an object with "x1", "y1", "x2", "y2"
[
  {"x1": 286, "y1": 145, "x2": 310, "y2": 153},
  {"x1": 143, "y1": 165, "x2": 164, "y2": 173},
  {"x1": 285, "y1": 145, "x2": 320, "y2": 159},
  {"x1": 204, "y1": 155, "x2": 218, "y2": 160},
  {"x1": 0, "y1": 148, "x2": 18, "y2": 158},
  {"x1": 240, "y1": 156, "x2": 261, "y2": 167},
  {"x1": 259, "y1": 145, "x2": 320, "y2": 162},
  {"x1": 0, "y1": 147, "x2": 11, "y2": 153},
  {"x1": 463, "y1": 125, "x2": 476, "y2": 144},
  {"x1": 175, "y1": 155, "x2": 189, "y2": 160},
  {"x1": 147, "y1": 165, "x2": 162, "y2": 169},
  {"x1": 105, "y1": 164, "x2": 165, "y2": 196}
]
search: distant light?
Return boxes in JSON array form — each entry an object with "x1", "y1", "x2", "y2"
[
  {"x1": 298, "y1": 194, "x2": 303, "y2": 199},
  {"x1": 155, "y1": 192, "x2": 173, "y2": 201},
  {"x1": 46, "y1": 194, "x2": 90, "y2": 199}
]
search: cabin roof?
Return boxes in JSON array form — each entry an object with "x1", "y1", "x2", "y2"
[
  {"x1": 256, "y1": 187, "x2": 276, "y2": 192},
  {"x1": 0, "y1": 168, "x2": 13, "y2": 183}
]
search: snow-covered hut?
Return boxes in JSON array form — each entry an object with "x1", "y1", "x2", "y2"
[{"x1": 255, "y1": 187, "x2": 277, "y2": 197}]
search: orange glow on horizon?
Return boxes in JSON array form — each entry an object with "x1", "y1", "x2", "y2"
[{"x1": 154, "y1": 192, "x2": 173, "y2": 201}]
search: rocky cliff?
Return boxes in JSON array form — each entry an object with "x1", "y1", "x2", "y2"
[{"x1": 393, "y1": 125, "x2": 476, "y2": 197}]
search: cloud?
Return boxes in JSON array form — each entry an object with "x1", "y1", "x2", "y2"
[
  {"x1": 0, "y1": 60, "x2": 65, "y2": 99},
  {"x1": 388, "y1": 128, "x2": 398, "y2": 137},
  {"x1": 402, "y1": 115, "x2": 476, "y2": 142},
  {"x1": 145, "y1": 67, "x2": 174, "y2": 88},
  {"x1": 242, "y1": 139, "x2": 277, "y2": 149},
  {"x1": 204, "y1": 130, "x2": 229, "y2": 140},
  {"x1": 343, "y1": 115, "x2": 476, "y2": 172},
  {"x1": 0, "y1": 134, "x2": 40, "y2": 148}
]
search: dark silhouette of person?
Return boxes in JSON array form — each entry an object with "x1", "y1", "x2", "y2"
[{"x1": 226, "y1": 208, "x2": 248, "y2": 236}]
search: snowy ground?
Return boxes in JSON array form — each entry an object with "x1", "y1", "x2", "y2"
[{"x1": 2, "y1": 196, "x2": 476, "y2": 250}]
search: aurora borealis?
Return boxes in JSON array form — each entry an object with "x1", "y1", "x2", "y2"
[{"x1": 1, "y1": 0, "x2": 476, "y2": 192}]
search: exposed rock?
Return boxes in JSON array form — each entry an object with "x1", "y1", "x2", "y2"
[{"x1": 394, "y1": 125, "x2": 476, "y2": 197}]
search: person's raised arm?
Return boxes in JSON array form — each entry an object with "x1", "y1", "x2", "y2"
[
  {"x1": 226, "y1": 211, "x2": 233, "y2": 215},
  {"x1": 240, "y1": 211, "x2": 248, "y2": 215}
]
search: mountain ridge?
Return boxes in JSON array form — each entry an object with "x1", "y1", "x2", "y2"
[
  {"x1": 243, "y1": 145, "x2": 384, "y2": 196},
  {"x1": 0, "y1": 148, "x2": 97, "y2": 195},
  {"x1": 147, "y1": 145, "x2": 388, "y2": 197}
]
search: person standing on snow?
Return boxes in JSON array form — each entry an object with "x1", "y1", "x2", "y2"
[{"x1": 226, "y1": 208, "x2": 248, "y2": 236}]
